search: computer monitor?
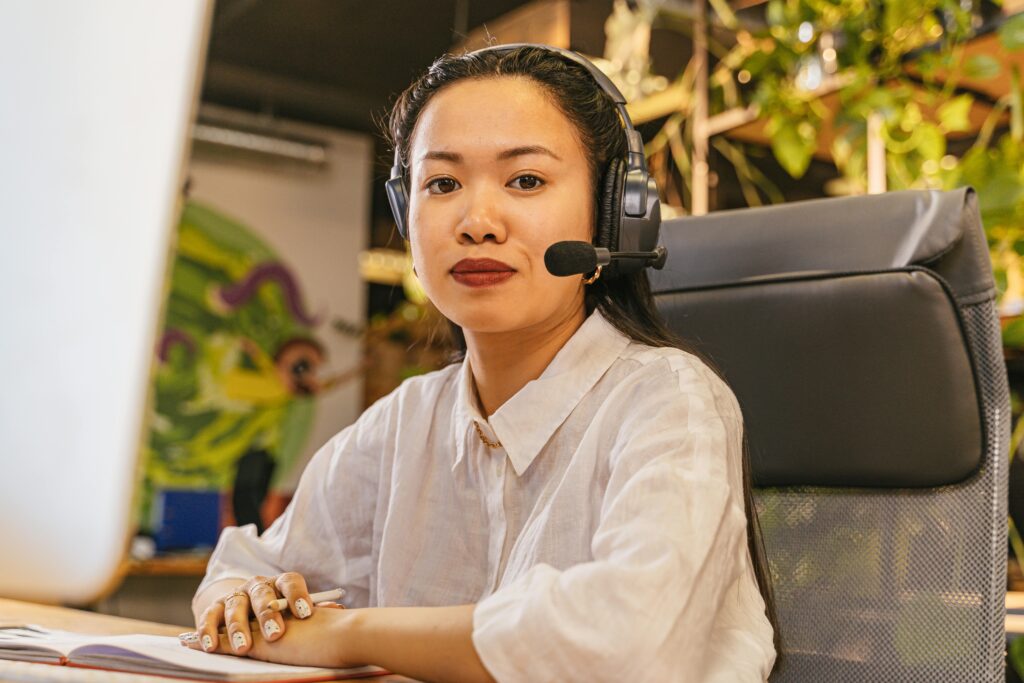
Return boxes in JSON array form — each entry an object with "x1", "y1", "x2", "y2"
[{"x1": 0, "y1": 1, "x2": 212, "y2": 603}]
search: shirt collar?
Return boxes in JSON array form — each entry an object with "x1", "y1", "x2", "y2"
[{"x1": 452, "y1": 308, "x2": 630, "y2": 476}]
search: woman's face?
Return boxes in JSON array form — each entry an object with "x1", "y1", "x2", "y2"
[{"x1": 406, "y1": 76, "x2": 594, "y2": 335}]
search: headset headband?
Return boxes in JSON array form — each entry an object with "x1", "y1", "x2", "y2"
[{"x1": 390, "y1": 43, "x2": 648, "y2": 179}]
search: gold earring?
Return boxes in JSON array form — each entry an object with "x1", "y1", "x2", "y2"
[{"x1": 582, "y1": 265, "x2": 602, "y2": 285}]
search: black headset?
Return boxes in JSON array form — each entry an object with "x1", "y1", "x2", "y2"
[{"x1": 385, "y1": 43, "x2": 662, "y2": 279}]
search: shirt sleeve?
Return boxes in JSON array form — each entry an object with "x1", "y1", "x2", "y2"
[
  {"x1": 471, "y1": 358, "x2": 758, "y2": 683},
  {"x1": 193, "y1": 391, "x2": 394, "y2": 612}
]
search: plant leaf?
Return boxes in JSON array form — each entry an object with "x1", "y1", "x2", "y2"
[
  {"x1": 1000, "y1": 13, "x2": 1024, "y2": 51},
  {"x1": 1003, "y1": 318, "x2": 1024, "y2": 349},
  {"x1": 978, "y1": 170, "x2": 1024, "y2": 224},
  {"x1": 915, "y1": 122, "x2": 946, "y2": 160},
  {"x1": 770, "y1": 117, "x2": 816, "y2": 178},
  {"x1": 938, "y1": 94, "x2": 973, "y2": 133},
  {"x1": 964, "y1": 54, "x2": 1001, "y2": 80}
]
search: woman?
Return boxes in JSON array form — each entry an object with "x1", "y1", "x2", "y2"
[{"x1": 184, "y1": 45, "x2": 779, "y2": 682}]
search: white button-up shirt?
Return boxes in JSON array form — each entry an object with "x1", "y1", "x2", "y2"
[{"x1": 197, "y1": 308, "x2": 776, "y2": 681}]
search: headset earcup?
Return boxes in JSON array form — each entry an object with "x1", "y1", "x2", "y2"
[
  {"x1": 385, "y1": 176, "x2": 410, "y2": 241},
  {"x1": 596, "y1": 157, "x2": 624, "y2": 253}
]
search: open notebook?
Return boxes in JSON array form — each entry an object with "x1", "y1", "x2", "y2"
[{"x1": 0, "y1": 625, "x2": 387, "y2": 681}]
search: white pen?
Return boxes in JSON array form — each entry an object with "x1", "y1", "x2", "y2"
[{"x1": 268, "y1": 587, "x2": 345, "y2": 612}]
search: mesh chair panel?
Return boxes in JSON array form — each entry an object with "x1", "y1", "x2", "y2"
[
  {"x1": 759, "y1": 299, "x2": 1007, "y2": 681},
  {"x1": 651, "y1": 189, "x2": 1009, "y2": 681}
]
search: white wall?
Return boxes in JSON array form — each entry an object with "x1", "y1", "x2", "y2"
[{"x1": 186, "y1": 111, "x2": 371, "y2": 491}]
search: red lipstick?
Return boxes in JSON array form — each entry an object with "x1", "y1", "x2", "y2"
[{"x1": 451, "y1": 258, "x2": 516, "y2": 288}]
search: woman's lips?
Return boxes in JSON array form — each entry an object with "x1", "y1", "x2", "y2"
[
  {"x1": 451, "y1": 258, "x2": 515, "y2": 288},
  {"x1": 451, "y1": 271, "x2": 515, "y2": 287}
]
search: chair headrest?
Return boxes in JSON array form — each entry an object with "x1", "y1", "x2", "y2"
[
  {"x1": 652, "y1": 187, "x2": 990, "y2": 302},
  {"x1": 651, "y1": 189, "x2": 990, "y2": 488}
]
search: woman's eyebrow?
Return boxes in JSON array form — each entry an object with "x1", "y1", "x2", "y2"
[
  {"x1": 496, "y1": 145, "x2": 561, "y2": 161},
  {"x1": 421, "y1": 150, "x2": 461, "y2": 163},
  {"x1": 420, "y1": 145, "x2": 562, "y2": 163}
]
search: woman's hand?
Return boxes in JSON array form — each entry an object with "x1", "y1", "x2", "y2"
[
  {"x1": 182, "y1": 602, "x2": 353, "y2": 668},
  {"x1": 189, "y1": 572, "x2": 321, "y2": 655},
  {"x1": 183, "y1": 603, "x2": 497, "y2": 682}
]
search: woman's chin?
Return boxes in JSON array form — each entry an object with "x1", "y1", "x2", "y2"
[
  {"x1": 448, "y1": 310, "x2": 523, "y2": 335},
  {"x1": 438, "y1": 288, "x2": 582, "y2": 337}
]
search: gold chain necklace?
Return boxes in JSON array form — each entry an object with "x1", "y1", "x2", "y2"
[{"x1": 473, "y1": 420, "x2": 503, "y2": 449}]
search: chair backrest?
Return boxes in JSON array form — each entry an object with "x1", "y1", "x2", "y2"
[{"x1": 651, "y1": 188, "x2": 1009, "y2": 681}]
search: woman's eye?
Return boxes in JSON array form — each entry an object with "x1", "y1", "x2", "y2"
[
  {"x1": 427, "y1": 177, "x2": 459, "y2": 194},
  {"x1": 509, "y1": 174, "x2": 544, "y2": 191}
]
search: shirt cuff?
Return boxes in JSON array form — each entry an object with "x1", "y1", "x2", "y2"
[
  {"x1": 471, "y1": 564, "x2": 569, "y2": 683},
  {"x1": 472, "y1": 584, "x2": 526, "y2": 682}
]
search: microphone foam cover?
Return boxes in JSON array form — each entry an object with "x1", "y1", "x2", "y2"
[{"x1": 544, "y1": 241, "x2": 597, "y2": 277}]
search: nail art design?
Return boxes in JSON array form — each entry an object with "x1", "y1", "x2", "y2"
[
  {"x1": 232, "y1": 631, "x2": 246, "y2": 651},
  {"x1": 178, "y1": 632, "x2": 199, "y2": 643},
  {"x1": 295, "y1": 598, "x2": 311, "y2": 619},
  {"x1": 202, "y1": 635, "x2": 214, "y2": 651},
  {"x1": 264, "y1": 620, "x2": 281, "y2": 637}
]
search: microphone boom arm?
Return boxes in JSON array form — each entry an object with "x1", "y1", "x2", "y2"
[{"x1": 595, "y1": 245, "x2": 667, "y2": 270}]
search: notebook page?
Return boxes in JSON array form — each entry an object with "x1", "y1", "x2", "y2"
[
  {"x1": 69, "y1": 634, "x2": 383, "y2": 680},
  {"x1": 0, "y1": 625, "x2": 97, "y2": 659},
  {"x1": 0, "y1": 658, "x2": 172, "y2": 682}
]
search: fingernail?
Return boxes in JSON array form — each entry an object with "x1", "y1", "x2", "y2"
[
  {"x1": 295, "y1": 598, "x2": 311, "y2": 618},
  {"x1": 264, "y1": 620, "x2": 281, "y2": 637},
  {"x1": 178, "y1": 632, "x2": 198, "y2": 643},
  {"x1": 232, "y1": 631, "x2": 246, "y2": 651},
  {"x1": 202, "y1": 634, "x2": 214, "y2": 651}
]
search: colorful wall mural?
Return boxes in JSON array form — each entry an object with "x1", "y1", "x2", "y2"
[{"x1": 140, "y1": 200, "x2": 360, "y2": 547}]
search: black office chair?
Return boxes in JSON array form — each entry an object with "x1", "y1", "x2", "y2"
[{"x1": 651, "y1": 188, "x2": 1009, "y2": 681}]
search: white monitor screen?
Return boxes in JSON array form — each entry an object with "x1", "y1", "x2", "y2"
[{"x1": 0, "y1": 1, "x2": 211, "y2": 603}]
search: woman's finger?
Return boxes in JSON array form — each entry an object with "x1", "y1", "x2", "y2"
[
  {"x1": 275, "y1": 571, "x2": 314, "y2": 620},
  {"x1": 195, "y1": 601, "x2": 225, "y2": 653},
  {"x1": 222, "y1": 590, "x2": 253, "y2": 654},
  {"x1": 179, "y1": 631, "x2": 200, "y2": 649},
  {"x1": 180, "y1": 630, "x2": 244, "y2": 656},
  {"x1": 247, "y1": 577, "x2": 285, "y2": 641}
]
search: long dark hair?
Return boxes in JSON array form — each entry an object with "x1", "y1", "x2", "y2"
[{"x1": 385, "y1": 45, "x2": 781, "y2": 668}]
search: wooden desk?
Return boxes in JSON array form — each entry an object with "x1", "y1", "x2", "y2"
[
  {"x1": 92, "y1": 553, "x2": 212, "y2": 626},
  {"x1": 0, "y1": 598, "x2": 414, "y2": 682}
]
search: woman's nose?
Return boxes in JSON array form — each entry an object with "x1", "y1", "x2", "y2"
[{"x1": 456, "y1": 187, "x2": 507, "y2": 245}]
